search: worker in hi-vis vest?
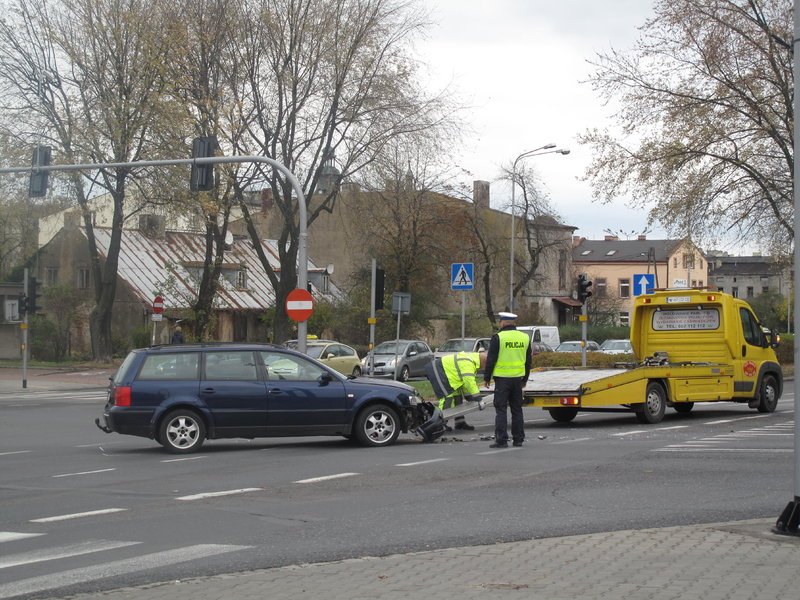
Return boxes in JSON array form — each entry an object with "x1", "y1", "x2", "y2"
[
  {"x1": 483, "y1": 312, "x2": 532, "y2": 448},
  {"x1": 424, "y1": 351, "x2": 487, "y2": 432}
]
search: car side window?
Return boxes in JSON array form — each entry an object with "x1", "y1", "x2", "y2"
[
  {"x1": 340, "y1": 345, "x2": 355, "y2": 358},
  {"x1": 260, "y1": 351, "x2": 327, "y2": 381},
  {"x1": 203, "y1": 351, "x2": 258, "y2": 381},
  {"x1": 327, "y1": 345, "x2": 342, "y2": 358},
  {"x1": 739, "y1": 308, "x2": 763, "y2": 347},
  {"x1": 138, "y1": 353, "x2": 199, "y2": 380}
]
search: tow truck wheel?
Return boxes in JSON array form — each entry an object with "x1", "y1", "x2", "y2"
[
  {"x1": 756, "y1": 374, "x2": 779, "y2": 413},
  {"x1": 673, "y1": 402, "x2": 694, "y2": 414},
  {"x1": 635, "y1": 383, "x2": 666, "y2": 424},
  {"x1": 548, "y1": 407, "x2": 578, "y2": 423},
  {"x1": 354, "y1": 405, "x2": 401, "y2": 447}
]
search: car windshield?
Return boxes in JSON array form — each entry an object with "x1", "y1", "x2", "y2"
[
  {"x1": 374, "y1": 342, "x2": 408, "y2": 354},
  {"x1": 439, "y1": 339, "x2": 473, "y2": 352},
  {"x1": 603, "y1": 341, "x2": 630, "y2": 350},
  {"x1": 557, "y1": 342, "x2": 582, "y2": 351}
]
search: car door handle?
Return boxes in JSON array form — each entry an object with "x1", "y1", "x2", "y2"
[
  {"x1": 202, "y1": 387, "x2": 216, "y2": 394},
  {"x1": 268, "y1": 388, "x2": 283, "y2": 395}
]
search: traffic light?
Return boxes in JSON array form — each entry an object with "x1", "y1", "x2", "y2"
[
  {"x1": 577, "y1": 274, "x2": 593, "y2": 304},
  {"x1": 374, "y1": 268, "x2": 385, "y2": 310},
  {"x1": 29, "y1": 145, "x2": 52, "y2": 197},
  {"x1": 26, "y1": 277, "x2": 42, "y2": 315},
  {"x1": 17, "y1": 294, "x2": 27, "y2": 317},
  {"x1": 190, "y1": 136, "x2": 219, "y2": 191}
]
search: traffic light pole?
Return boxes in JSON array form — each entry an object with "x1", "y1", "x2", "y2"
[
  {"x1": 0, "y1": 154, "x2": 311, "y2": 354},
  {"x1": 580, "y1": 303, "x2": 588, "y2": 367},
  {"x1": 22, "y1": 268, "x2": 29, "y2": 389}
]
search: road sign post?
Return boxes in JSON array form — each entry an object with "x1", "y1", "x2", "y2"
[
  {"x1": 451, "y1": 263, "x2": 474, "y2": 343},
  {"x1": 151, "y1": 295, "x2": 164, "y2": 346}
]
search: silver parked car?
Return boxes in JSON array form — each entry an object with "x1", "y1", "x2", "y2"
[
  {"x1": 361, "y1": 339, "x2": 434, "y2": 381},
  {"x1": 433, "y1": 337, "x2": 490, "y2": 360},
  {"x1": 599, "y1": 339, "x2": 633, "y2": 354},
  {"x1": 555, "y1": 340, "x2": 601, "y2": 352}
]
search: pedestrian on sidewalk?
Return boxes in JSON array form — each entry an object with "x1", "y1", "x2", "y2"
[
  {"x1": 425, "y1": 351, "x2": 487, "y2": 432},
  {"x1": 483, "y1": 312, "x2": 532, "y2": 448},
  {"x1": 171, "y1": 325, "x2": 185, "y2": 344}
]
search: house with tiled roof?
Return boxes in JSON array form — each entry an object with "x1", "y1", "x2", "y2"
[
  {"x1": 32, "y1": 213, "x2": 338, "y2": 354},
  {"x1": 572, "y1": 235, "x2": 707, "y2": 325}
]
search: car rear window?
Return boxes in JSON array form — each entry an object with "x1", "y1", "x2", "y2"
[
  {"x1": 138, "y1": 353, "x2": 200, "y2": 380},
  {"x1": 113, "y1": 351, "x2": 140, "y2": 384}
]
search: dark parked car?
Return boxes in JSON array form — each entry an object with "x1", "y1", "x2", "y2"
[
  {"x1": 361, "y1": 339, "x2": 434, "y2": 381},
  {"x1": 95, "y1": 343, "x2": 426, "y2": 453}
]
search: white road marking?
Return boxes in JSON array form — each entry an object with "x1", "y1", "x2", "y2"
[
  {"x1": 293, "y1": 473, "x2": 359, "y2": 484},
  {"x1": 175, "y1": 488, "x2": 262, "y2": 501},
  {"x1": 703, "y1": 414, "x2": 774, "y2": 425},
  {"x1": 653, "y1": 448, "x2": 792, "y2": 453},
  {"x1": 610, "y1": 430, "x2": 648, "y2": 436},
  {"x1": 0, "y1": 544, "x2": 251, "y2": 599},
  {"x1": 396, "y1": 458, "x2": 449, "y2": 467},
  {"x1": 0, "y1": 532, "x2": 43, "y2": 543},
  {"x1": 551, "y1": 437, "x2": 593, "y2": 445},
  {"x1": 30, "y1": 508, "x2": 128, "y2": 523},
  {"x1": 161, "y1": 456, "x2": 207, "y2": 463},
  {"x1": 0, "y1": 450, "x2": 31, "y2": 457},
  {"x1": 0, "y1": 540, "x2": 141, "y2": 569},
  {"x1": 52, "y1": 468, "x2": 116, "y2": 478},
  {"x1": 476, "y1": 448, "x2": 519, "y2": 455},
  {"x1": 651, "y1": 425, "x2": 689, "y2": 431}
]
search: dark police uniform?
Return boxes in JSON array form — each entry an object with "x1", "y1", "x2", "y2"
[{"x1": 483, "y1": 313, "x2": 532, "y2": 447}]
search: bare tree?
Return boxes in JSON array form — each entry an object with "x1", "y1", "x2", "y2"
[
  {"x1": 580, "y1": 0, "x2": 792, "y2": 255},
  {"x1": 228, "y1": 0, "x2": 452, "y2": 343},
  {"x1": 0, "y1": 0, "x2": 181, "y2": 360}
]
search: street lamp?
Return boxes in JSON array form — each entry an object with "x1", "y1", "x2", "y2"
[{"x1": 509, "y1": 144, "x2": 570, "y2": 311}]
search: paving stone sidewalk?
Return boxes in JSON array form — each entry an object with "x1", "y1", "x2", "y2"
[{"x1": 54, "y1": 519, "x2": 799, "y2": 600}]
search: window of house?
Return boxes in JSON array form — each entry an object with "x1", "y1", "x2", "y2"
[
  {"x1": 4, "y1": 298, "x2": 20, "y2": 322},
  {"x1": 698, "y1": 280, "x2": 703, "y2": 287},
  {"x1": 762, "y1": 286, "x2": 769, "y2": 294},
  {"x1": 746, "y1": 286, "x2": 754, "y2": 298},
  {"x1": 45, "y1": 267, "x2": 58, "y2": 286},
  {"x1": 691, "y1": 280, "x2": 698, "y2": 287},
  {"x1": 619, "y1": 278, "x2": 630, "y2": 298},
  {"x1": 731, "y1": 286, "x2": 739, "y2": 298},
  {"x1": 716, "y1": 276, "x2": 724, "y2": 282},
  {"x1": 78, "y1": 268, "x2": 91, "y2": 289},
  {"x1": 595, "y1": 278, "x2": 607, "y2": 298},
  {"x1": 236, "y1": 267, "x2": 248, "y2": 289},
  {"x1": 718, "y1": 287, "x2": 724, "y2": 293},
  {"x1": 619, "y1": 311, "x2": 630, "y2": 326},
  {"x1": 558, "y1": 249, "x2": 566, "y2": 290},
  {"x1": 673, "y1": 257, "x2": 678, "y2": 268},
  {"x1": 682, "y1": 253, "x2": 694, "y2": 269}
]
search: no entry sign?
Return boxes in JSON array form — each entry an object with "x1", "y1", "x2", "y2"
[
  {"x1": 152, "y1": 295, "x2": 164, "y2": 314},
  {"x1": 286, "y1": 288, "x2": 314, "y2": 322}
]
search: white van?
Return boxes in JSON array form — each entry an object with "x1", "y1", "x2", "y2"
[{"x1": 516, "y1": 325, "x2": 560, "y2": 349}]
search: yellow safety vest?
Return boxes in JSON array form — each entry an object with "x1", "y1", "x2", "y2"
[{"x1": 492, "y1": 329, "x2": 529, "y2": 377}]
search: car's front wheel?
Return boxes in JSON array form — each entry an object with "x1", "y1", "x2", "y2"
[
  {"x1": 354, "y1": 405, "x2": 401, "y2": 447},
  {"x1": 158, "y1": 408, "x2": 206, "y2": 453},
  {"x1": 757, "y1": 374, "x2": 779, "y2": 413},
  {"x1": 397, "y1": 365, "x2": 410, "y2": 382}
]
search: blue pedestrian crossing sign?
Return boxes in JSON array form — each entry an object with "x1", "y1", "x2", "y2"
[
  {"x1": 451, "y1": 263, "x2": 474, "y2": 291},
  {"x1": 634, "y1": 273, "x2": 655, "y2": 296}
]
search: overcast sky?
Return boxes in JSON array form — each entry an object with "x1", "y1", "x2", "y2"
[{"x1": 413, "y1": 0, "x2": 702, "y2": 245}]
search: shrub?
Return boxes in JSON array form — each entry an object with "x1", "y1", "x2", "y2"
[
  {"x1": 775, "y1": 333, "x2": 793, "y2": 365},
  {"x1": 533, "y1": 351, "x2": 636, "y2": 368}
]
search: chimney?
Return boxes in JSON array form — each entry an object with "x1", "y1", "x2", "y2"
[
  {"x1": 604, "y1": 235, "x2": 619, "y2": 241},
  {"x1": 572, "y1": 235, "x2": 584, "y2": 247},
  {"x1": 260, "y1": 188, "x2": 274, "y2": 212},
  {"x1": 138, "y1": 214, "x2": 166, "y2": 238},
  {"x1": 472, "y1": 180, "x2": 490, "y2": 209},
  {"x1": 638, "y1": 234, "x2": 647, "y2": 240}
]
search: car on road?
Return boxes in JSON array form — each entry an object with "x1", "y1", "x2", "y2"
[
  {"x1": 433, "y1": 337, "x2": 490, "y2": 360},
  {"x1": 95, "y1": 343, "x2": 425, "y2": 453},
  {"x1": 361, "y1": 339, "x2": 434, "y2": 381},
  {"x1": 304, "y1": 341, "x2": 363, "y2": 376},
  {"x1": 599, "y1": 339, "x2": 633, "y2": 354},
  {"x1": 555, "y1": 340, "x2": 601, "y2": 352}
]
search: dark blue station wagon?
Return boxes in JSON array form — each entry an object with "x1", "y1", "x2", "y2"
[{"x1": 96, "y1": 343, "x2": 427, "y2": 453}]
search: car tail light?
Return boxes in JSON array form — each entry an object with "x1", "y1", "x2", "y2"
[
  {"x1": 114, "y1": 386, "x2": 132, "y2": 407},
  {"x1": 560, "y1": 396, "x2": 579, "y2": 406}
]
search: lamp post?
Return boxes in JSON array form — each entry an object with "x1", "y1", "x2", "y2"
[{"x1": 509, "y1": 144, "x2": 570, "y2": 312}]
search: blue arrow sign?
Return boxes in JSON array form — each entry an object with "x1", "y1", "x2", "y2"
[
  {"x1": 451, "y1": 263, "x2": 474, "y2": 291},
  {"x1": 634, "y1": 273, "x2": 655, "y2": 296}
]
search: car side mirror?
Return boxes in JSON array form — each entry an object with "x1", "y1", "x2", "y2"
[
  {"x1": 408, "y1": 351, "x2": 417, "y2": 357},
  {"x1": 326, "y1": 353, "x2": 335, "y2": 359}
]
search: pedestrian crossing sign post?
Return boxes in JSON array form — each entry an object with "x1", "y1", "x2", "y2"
[{"x1": 451, "y1": 263, "x2": 474, "y2": 291}]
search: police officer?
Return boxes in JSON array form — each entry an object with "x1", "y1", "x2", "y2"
[
  {"x1": 483, "y1": 312, "x2": 532, "y2": 448},
  {"x1": 424, "y1": 351, "x2": 486, "y2": 432}
]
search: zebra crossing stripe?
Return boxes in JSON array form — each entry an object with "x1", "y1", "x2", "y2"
[
  {"x1": 0, "y1": 532, "x2": 42, "y2": 543},
  {"x1": 0, "y1": 544, "x2": 251, "y2": 599},
  {"x1": 0, "y1": 540, "x2": 141, "y2": 569}
]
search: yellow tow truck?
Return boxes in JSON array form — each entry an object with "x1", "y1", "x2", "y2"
[{"x1": 524, "y1": 289, "x2": 783, "y2": 424}]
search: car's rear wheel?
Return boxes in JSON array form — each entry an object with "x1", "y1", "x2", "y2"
[
  {"x1": 352, "y1": 365, "x2": 362, "y2": 377},
  {"x1": 354, "y1": 405, "x2": 401, "y2": 447},
  {"x1": 158, "y1": 408, "x2": 206, "y2": 453}
]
